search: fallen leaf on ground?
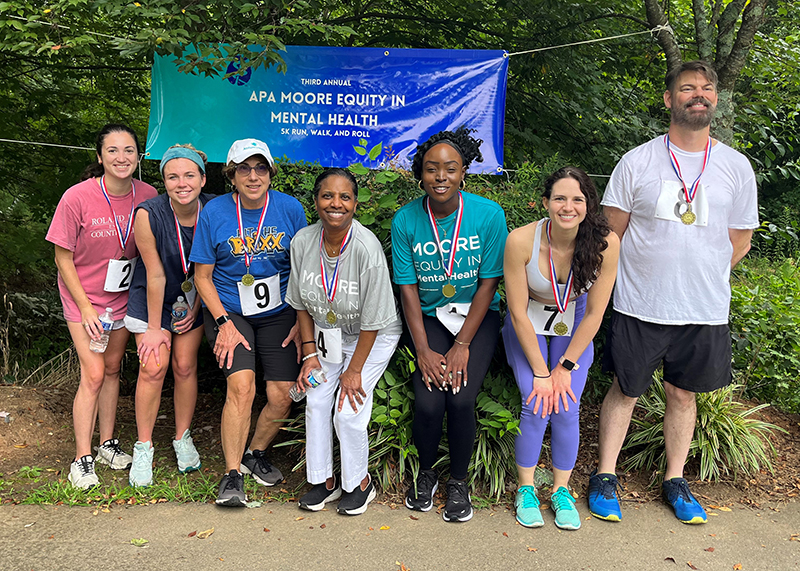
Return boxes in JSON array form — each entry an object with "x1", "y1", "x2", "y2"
[
  {"x1": 295, "y1": 517, "x2": 305, "y2": 521},
  {"x1": 665, "y1": 557, "x2": 676, "y2": 563},
  {"x1": 733, "y1": 565, "x2": 742, "y2": 570},
  {"x1": 196, "y1": 528, "x2": 214, "y2": 539},
  {"x1": 320, "y1": 524, "x2": 326, "y2": 529},
  {"x1": 130, "y1": 538, "x2": 148, "y2": 547},
  {"x1": 687, "y1": 562, "x2": 698, "y2": 570},
  {"x1": 24, "y1": 522, "x2": 35, "y2": 528},
  {"x1": 263, "y1": 528, "x2": 270, "y2": 532},
  {"x1": 187, "y1": 531, "x2": 197, "y2": 537},
  {"x1": 409, "y1": 515, "x2": 418, "y2": 521},
  {"x1": 149, "y1": 499, "x2": 157, "y2": 504},
  {"x1": 380, "y1": 526, "x2": 390, "y2": 530},
  {"x1": 527, "y1": 547, "x2": 537, "y2": 552},
  {"x1": 13, "y1": 444, "x2": 28, "y2": 448},
  {"x1": 368, "y1": 527, "x2": 374, "y2": 531},
  {"x1": 245, "y1": 500, "x2": 262, "y2": 508},
  {"x1": 92, "y1": 510, "x2": 99, "y2": 516},
  {"x1": 101, "y1": 508, "x2": 110, "y2": 513},
  {"x1": 502, "y1": 532, "x2": 509, "y2": 537},
  {"x1": 704, "y1": 547, "x2": 714, "y2": 552},
  {"x1": 719, "y1": 506, "x2": 732, "y2": 512}
]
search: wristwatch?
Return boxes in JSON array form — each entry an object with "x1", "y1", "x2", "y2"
[
  {"x1": 214, "y1": 314, "x2": 230, "y2": 329},
  {"x1": 559, "y1": 355, "x2": 579, "y2": 371}
]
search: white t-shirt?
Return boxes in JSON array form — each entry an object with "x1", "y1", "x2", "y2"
[{"x1": 602, "y1": 135, "x2": 758, "y2": 325}]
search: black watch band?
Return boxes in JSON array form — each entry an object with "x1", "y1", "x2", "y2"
[{"x1": 214, "y1": 314, "x2": 230, "y2": 329}]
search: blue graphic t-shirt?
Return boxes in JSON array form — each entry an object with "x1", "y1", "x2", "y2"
[
  {"x1": 190, "y1": 190, "x2": 307, "y2": 317},
  {"x1": 391, "y1": 192, "x2": 508, "y2": 316}
]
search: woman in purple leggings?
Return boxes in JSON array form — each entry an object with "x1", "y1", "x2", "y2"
[{"x1": 503, "y1": 166, "x2": 619, "y2": 530}]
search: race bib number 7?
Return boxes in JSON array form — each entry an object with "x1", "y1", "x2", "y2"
[
  {"x1": 237, "y1": 274, "x2": 281, "y2": 316},
  {"x1": 526, "y1": 298, "x2": 575, "y2": 336},
  {"x1": 104, "y1": 257, "x2": 137, "y2": 292}
]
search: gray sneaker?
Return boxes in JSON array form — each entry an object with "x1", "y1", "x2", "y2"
[
  {"x1": 216, "y1": 470, "x2": 247, "y2": 507},
  {"x1": 69, "y1": 455, "x2": 99, "y2": 489},
  {"x1": 94, "y1": 438, "x2": 133, "y2": 470},
  {"x1": 240, "y1": 449, "x2": 283, "y2": 486}
]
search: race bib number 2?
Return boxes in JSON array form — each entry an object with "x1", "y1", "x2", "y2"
[
  {"x1": 526, "y1": 298, "x2": 576, "y2": 336},
  {"x1": 237, "y1": 274, "x2": 281, "y2": 316},
  {"x1": 104, "y1": 257, "x2": 137, "y2": 292}
]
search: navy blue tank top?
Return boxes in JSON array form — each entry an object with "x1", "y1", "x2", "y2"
[{"x1": 126, "y1": 193, "x2": 213, "y2": 330}]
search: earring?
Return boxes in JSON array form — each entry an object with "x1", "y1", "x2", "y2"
[
  {"x1": 418, "y1": 179, "x2": 425, "y2": 191},
  {"x1": 459, "y1": 179, "x2": 466, "y2": 191}
]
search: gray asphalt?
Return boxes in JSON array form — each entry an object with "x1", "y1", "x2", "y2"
[{"x1": 1, "y1": 498, "x2": 798, "y2": 570}]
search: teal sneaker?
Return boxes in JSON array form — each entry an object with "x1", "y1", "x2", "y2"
[
  {"x1": 129, "y1": 441, "x2": 154, "y2": 487},
  {"x1": 662, "y1": 477, "x2": 707, "y2": 524},
  {"x1": 515, "y1": 485, "x2": 544, "y2": 528},
  {"x1": 172, "y1": 429, "x2": 201, "y2": 473},
  {"x1": 551, "y1": 486, "x2": 581, "y2": 530}
]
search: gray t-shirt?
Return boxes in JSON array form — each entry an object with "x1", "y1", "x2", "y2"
[{"x1": 286, "y1": 220, "x2": 402, "y2": 342}]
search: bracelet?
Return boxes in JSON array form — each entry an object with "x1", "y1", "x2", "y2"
[
  {"x1": 301, "y1": 340, "x2": 316, "y2": 346},
  {"x1": 302, "y1": 352, "x2": 318, "y2": 362},
  {"x1": 453, "y1": 338, "x2": 470, "y2": 346},
  {"x1": 533, "y1": 373, "x2": 551, "y2": 378}
]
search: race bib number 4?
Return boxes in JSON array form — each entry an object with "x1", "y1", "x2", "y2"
[
  {"x1": 655, "y1": 180, "x2": 709, "y2": 226},
  {"x1": 314, "y1": 323, "x2": 343, "y2": 364},
  {"x1": 526, "y1": 298, "x2": 576, "y2": 336},
  {"x1": 237, "y1": 274, "x2": 281, "y2": 316},
  {"x1": 104, "y1": 257, "x2": 137, "y2": 292}
]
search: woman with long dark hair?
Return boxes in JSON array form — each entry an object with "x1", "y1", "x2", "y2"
[{"x1": 503, "y1": 166, "x2": 619, "y2": 530}]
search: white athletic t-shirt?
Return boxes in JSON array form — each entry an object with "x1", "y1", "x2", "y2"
[{"x1": 602, "y1": 135, "x2": 758, "y2": 325}]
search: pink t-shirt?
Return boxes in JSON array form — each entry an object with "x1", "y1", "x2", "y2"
[{"x1": 46, "y1": 177, "x2": 158, "y2": 322}]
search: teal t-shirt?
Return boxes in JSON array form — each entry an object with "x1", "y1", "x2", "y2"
[{"x1": 391, "y1": 192, "x2": 508, "y2": 316}]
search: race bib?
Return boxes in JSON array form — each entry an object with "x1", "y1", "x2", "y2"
[
  {"x1": 526, "y1": 298, "x2": 576, "y2": 336},
  {"x1": 237, "y1": 274, "x2": 281, "y2": 317},
  {"x1": 655, "y1": 180, "x2": 709, "y2": 227},
  {"x1": 435, "y1": 302, "x2": 472, "y2": 337},
  {"x1": 103, "y1": 257, "x2": 137, "y2": 292},
  {"x1": 314, "y1": 323, "x2": 343, "y2": 364},
  {"x1": 185, "y1": 276, "x2": 198, "y2": 309}
]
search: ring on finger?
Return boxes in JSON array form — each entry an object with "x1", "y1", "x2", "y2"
[{"x1": 457, "y1": 371, "x2": 463, "y2": 375}]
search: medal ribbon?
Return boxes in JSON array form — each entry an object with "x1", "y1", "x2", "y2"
[
  {"x1": 169, "y1": 199, "x2": 202, "y2": 277},
  {"x1": 319, "y1": 224, "x2": 355, "y2": 304},
  {"x1": 424, "y1": 192, "x2": 464, "y2": 281},
  {"x1": 664, "y1": 134, "x2": 712, "y2": 206},
  {"x1": 99, "y1": 175, "x2": 136, "y2": 253},
  {"x1": 235, "y1": 191, "x2": 270, "y2": 271},
  {"x1": 546, "y1": 219, "x2": 574, "y2": 314}
]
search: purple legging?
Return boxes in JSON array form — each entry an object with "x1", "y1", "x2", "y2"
[{"x1": 502, "y1": 295, "x2": 592, "y2": 470}]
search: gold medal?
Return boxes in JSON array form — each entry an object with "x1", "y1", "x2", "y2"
[
  {"x1": 553, "y1": 321, "x2": 569, "y2": 336},
  {"x1": 326, "y1": 310, "x2": 337, "y2": 325},
  {"x1": 442, "y1": 283, "x2": 456, "y2": 298},
  {"x1": 181, "y1": 280, "x2": 193, "y2": 293},
  {"x1": 241, "y1": 273, "x2": 255, "y2": 287},
  {"x1": 680, "y1": 207, "x2": 696, "y2": 225}
]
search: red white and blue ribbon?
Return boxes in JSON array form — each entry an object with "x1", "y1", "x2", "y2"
[
  {"x1": 235, "y1": 191, "x2": 270, "y2": 271},
  {"x1": 99, "y1": 175, "x2": 136, "y2": 253},
  {"x1": 169, "y1": 199, "x2": 202, "y2": 277},
  {"x1": 546, "y1": 219, "x2": 574, "y2": 314},
  {"x1": 664, "y1": 134, "x2": 712, "y2": 207},
  {"x1": 319, "y1": 224, "x2": 355, "y2": 304},
  {"x1": 424, "y1": 192, "x2": 464, "y2": 281}
]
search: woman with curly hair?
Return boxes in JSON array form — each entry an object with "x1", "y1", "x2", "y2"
[
  {"x1": 503, "y1": 166, "x2": 619, "y2": 530},
  {"x1": 391, "y1": 126, "x2": 508, "y2": 522}
]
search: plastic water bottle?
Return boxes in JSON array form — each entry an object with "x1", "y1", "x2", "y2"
[
  {"x1": 171, "y1": 296, "x2": 189, "y2": 332},
  {"x1": 89, "y1": 307, "x2": 114, "y2": 353},
  {"x1": 289, "y1": 368, "x2": 326, "y2": 402}
]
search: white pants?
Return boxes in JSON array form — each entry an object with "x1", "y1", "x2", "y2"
[{"x1": 305, "y1": 333, "x2": 400, "y2": 493}]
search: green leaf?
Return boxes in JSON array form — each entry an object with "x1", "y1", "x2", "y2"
[
  {"x1": 353, "y1": 146, "x2": 367, "y2": 156},
  {"x1": 348, "y1": 163, "x2": 369, "y2": 175},
  {"x1": 368, "y1": 142, "x2": 383, "y2": 161}
]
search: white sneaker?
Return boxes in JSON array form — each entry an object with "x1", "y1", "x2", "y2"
[
  {"x1": 129, "y1": 441, "x2": 154, "y2": 487},
  {"x1": 69, "y1": 455, "x2": 99, "y2": 489},
  {"x1": 172, "y1": 429, "x2": 201, "y2": 473},
  {"x1": 94, "y1": 438, "x2": 133, "y2": 470}
]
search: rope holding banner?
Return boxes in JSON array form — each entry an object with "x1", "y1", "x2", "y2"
[{"x1": 506, "y1": 24, "x2": 674, "y2": 58}]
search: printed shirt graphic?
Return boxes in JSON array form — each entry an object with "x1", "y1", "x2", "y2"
[
  {"x1": 391, "y1": 192, "x2": 508, "y2": 316},
  {"x1": 190, "y1": 190, "x2": 307, "y2": 317}
]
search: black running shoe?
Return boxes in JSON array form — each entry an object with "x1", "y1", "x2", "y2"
[
  {"x1": 299, "y1": 477, "x2": 342, "y2": 512},
  {"x1": 240, "y1": 449, "x2": 283, "y2": 486},
  {"x1": 442, "y1": 478, "x2": 473, "y2": 522},
  {"x1": 337, "y1": 474, "x2": 376, "y2": 516},
  {"x1": 216, "y1": 470, "x2": 247, "y2": 507},
  {"x1": 404, "y1": 469, "x2": 438, "y2": 512}
]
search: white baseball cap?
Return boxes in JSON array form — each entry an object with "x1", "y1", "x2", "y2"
[{"x1": 226, "y1": 138, "x2": 274, "y2": 167}]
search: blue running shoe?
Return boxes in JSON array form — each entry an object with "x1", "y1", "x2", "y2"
[
  {"x1": 662, "y1": 477, "x2": 707, "y2": 524},
  {"x1": 550, "y1": 486, "x2": 581, "y2": 530},
  {"x1": 515, "y1": 486, "x2": 544, "y2": 528},
  {"x1": 587, "y1": 470, "x2": 622, "y2": 522}
]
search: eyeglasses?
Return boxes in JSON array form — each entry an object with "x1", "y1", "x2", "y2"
[{"x1": 235, "y1": 163, "x2": 270, "y2": 177}]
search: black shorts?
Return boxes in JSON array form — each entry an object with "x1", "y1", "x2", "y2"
[
  {"x1": 203, "y1": 306, "x2": 300, "y2": 382},
  {"x1": 602, "y1": 311, "x2": 732, "y2": 398}
]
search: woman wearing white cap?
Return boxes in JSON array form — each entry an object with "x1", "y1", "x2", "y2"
[{"x1": 191, "y1": 139, "x2": 306, "y2": 506}]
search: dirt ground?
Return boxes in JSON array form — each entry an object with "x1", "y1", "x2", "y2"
[{"x1": 1, "y1": 384, "x2": 798, "y2": 506}]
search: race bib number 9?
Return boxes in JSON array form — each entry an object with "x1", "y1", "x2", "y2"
[
  {"x1": 655, "y1": 181, "x2": 709, "y2": 227},
  {"x1": 314, "y1": 323, "x2": 343, "y2": 364},
  {"x1": 237, "y1": 274, "x2": 281, "y2": 316},
  {"x1": 526, "y1": 298, "x2": 576, "y2": 336},
  {"x1": 104, "y1": 257, "x2": 137, "y2": 292}
]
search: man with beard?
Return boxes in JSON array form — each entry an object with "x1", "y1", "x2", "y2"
[{"x1": 587, "y1": 61, "x2": 758, "y2": 525}]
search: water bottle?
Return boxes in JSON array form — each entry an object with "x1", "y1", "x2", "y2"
[
  {"x1": 89, "y1": 307, "x2": 114, "y2": 353},
  {"x1": 171, "y1": 296, "x2": 189, "y2": 332},
  {"x1": 289, "y1": 368, "x2": 326, "y2": 402}
]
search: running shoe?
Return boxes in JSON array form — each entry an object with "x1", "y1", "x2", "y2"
[
  {"x1": 442, "y1": 479, "x2": 473, "y2": 523},
  {"x1": 68, "y1": 455, "x2": 99, "y2": 490},
  {"x1": 216, "y1": 470, "x2": 247, "y2": 507},
  {"x1": 299, "y1": 477, "x2": 342, "y2": 511},
  {"x1": 94, "y1": 438, "x2": 133, "y2": 470},
  {"x1": 587, "y1": 470, "x2": 622, "y2": 521},
  {"x1": 515, "y1": 485, "x2": 544, "y2": 528},
  {"x1": 129, "y1": 441, "x2": 154, "y2": 487},
  {"x1": 337, "y1": 474, "x2": 376, "y2": 516},
  {"x1": 662, "y1": 477, "x2": 707, "y2": 524},
  {"x1": 240, "y1": 449, "x2": 283, "y2": 486},
  {"x1": 172, "y1": 429, "x2": 201, "y2": 473},
  {"x1": 404, "y1": 469, "x2": 439, "y2": 512},
  {"x1": 550, "y1": 486, "x2": 581, "y2": 530}
]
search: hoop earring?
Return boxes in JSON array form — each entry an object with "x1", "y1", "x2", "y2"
[
  {"x1": 459, "y1": 179, "x2": 466, "y2": 191},
  {"x1": 418, "y1": 179, "x2": 425, "y2": 192}
]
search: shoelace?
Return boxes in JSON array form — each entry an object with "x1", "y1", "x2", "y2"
[
  {"x1": 446, "y1": 480, "x2": 469, "y2": 505},
  {"x1": 551, "y1": 488, "x2": 575, "y2": 511},
  {"x1": 518, "y1": 487, "x2": 539, "y2": 508},
  {"x1": 252, "y1": 452, "x2": 274, "y2": 474},
  {"x1": 175, "y1": 435, "x2": 193, "y2": 453},
  {"x1": 414, "y1": 471, "x2": 436, "y2": 498},
  {"x1": 223, "y1": 471, "x2": 242, "y2": 491},
  {"x1": 670, "y1": 479, "x2": 693, "y2": 502},
  {"x1": 102, "y1": 439, "x2": 123, "y2": 462},
  {"x1": 77, "y1": 456, "x2": 94, "y2": 476},
  {"x1": 597, "y1": 476, "x2": 621, "y2": 499},
  {"x1": 132, "y1": 448, "x2": 151, "y2": 470}
]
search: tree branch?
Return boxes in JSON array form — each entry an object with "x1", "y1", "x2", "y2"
[
  {"x1": 328, "y1": 11, "x2": 509, "y2": 39},
  {"x1": 715, "y1": 0, "x2": 748, "y2": 67},
  {"x1": 691, "y1": 0, "x2": 713, "y2": 62},
  {"x1": 643, "y1": 0, "x2": 681, "y2": 71},
  {"x1": 717, "y1": 0, "x2": 770, "y2": 90}
]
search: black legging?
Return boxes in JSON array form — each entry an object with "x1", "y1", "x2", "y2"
[{"x1": 406, "y1": 310, "x2": 501, "y2": 480}]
